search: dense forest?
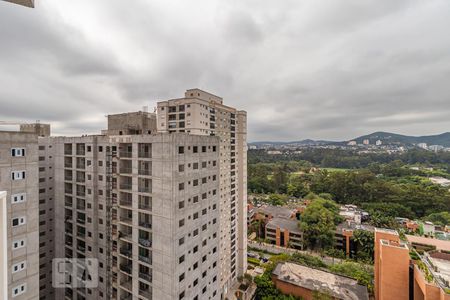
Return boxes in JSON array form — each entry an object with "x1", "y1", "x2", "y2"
[{"x1": 249, "y1": 148, "x2": 450, "y2": 171}]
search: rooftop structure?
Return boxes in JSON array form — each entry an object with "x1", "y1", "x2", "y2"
[
  {"x1": 272, "y1": 262, "x2": 369, "y2": 300},
  {"x1": 1, "y1": 0, "x2": 34, "y2": 7},
  {"x1": 255, "y1": 205, "x2": 297, "y2": 220}
]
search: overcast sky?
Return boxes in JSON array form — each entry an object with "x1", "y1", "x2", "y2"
[{"x1": 1, "y1": 0, "x2": 450, "y2": 141}]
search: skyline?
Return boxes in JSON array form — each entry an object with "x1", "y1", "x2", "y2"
[{"x1": 1, "y1": 0, "x2": 450, "y2": 141}]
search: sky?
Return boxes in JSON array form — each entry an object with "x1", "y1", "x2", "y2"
[{"x1": 1, "y1": 0, "x2": 450, "y2": 142}]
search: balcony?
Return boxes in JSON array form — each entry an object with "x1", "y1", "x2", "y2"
[
  {"x1": 76, "y1": 158, "x2": 86, "y2": 169},
  {"x1": 120, "y1": 293, "x2": 132, "y2": 300},
  {"x1": 77, "y1": 244, "x2": 86, "y2": 252},
  {"x1": 64, "y1": 158, "x2": 73, "y2": 168},
  {"x1": 120, "y1": 264, "x2": 132, "y2": 275},
  {"x1": 138, "y1": 238, "x2": 152, "y2": 248},
  {"x1": 139, "y1": 255, "x2": 152, "y2": 265},
  {"x1": 138, "y1": 160, "x2": 151, "y2": 176},
  {"x1": 119, "y1": 151, "x2": 132, "y2": 158},
  {"x1": 139, "y1": 272, "x2": 152, "y2": 283},
  {"x1": 120, "y1": 247, "x2": 132, "y2": 258},
  {"x1": 120, "y1": 183, "x2": 132, "y2": 191},
  {"x1": 139, "y1": 287, "x2": 152, "y2": 299},
  {"x1": 138, "y1": 178, "x2": 151, "y2": 193},
  {"x1": 120, "y1": 279, "x2": 132, "y2": 292},
  {"x1": 139, "y1": 213, "x2": 152, "y2": 229},
  {"x1": 138, "y1": 196, "x2": 152, "y2": 211},
  {"x1": 76, "y1": 143, "x2": 85, "y2": 156},
  {"x1": 138, "y1": 168, "x2": 151, "y2": 176}
]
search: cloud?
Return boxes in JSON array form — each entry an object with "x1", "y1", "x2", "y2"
[{"x1": 1, "y1": 0, "x2": 450, "y2": 141}]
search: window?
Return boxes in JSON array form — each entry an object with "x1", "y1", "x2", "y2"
[
  {"x1": 179, "y1": 291, "x2": 185, "y2": 300},
  {"x1": 179, "y1": 219, "x2": 185, "y2": 228},
  {"x1": 179, "y1": 237, "x2": 185, "y2": 246},
  {"x1": 11, "y1": 171, "x2": 26, "y2": 180},
  {"x1": 12, "y1": 217, "x2": 26, "y2": 227},
  {"x1": 178, "y1": 164, "x2": 185, "y2": 172},
  {"x1": 12, "y1": 283, "x2": 26, "y2": 297},
  {"x1": 11, "y1": 193, "x2": 26, "y2": 204},
  {"x1": 13, "y1": 239, "x2": 26, "y2": 250},
  {"x1": 193, "y1": 212, "x2": 199, "y2": 220},
  {"x1": 178, "y1": 146, "x2": 184, "y2": 154},
  {"x1": 178, "y1": 201, "x2": 185, "y2": 209},
  {"x1": 212, "y1": 146, "x2": 216, "y2": 152},
  {"x1": 179, "y1": 273, "x2": 185, "y2": 282},
  {"x1": 12, "y1": 261, "x2": 26, "y2": 273},
  {"x1": 179, "y1": 183, "x2": 185, "y2": 191},
  {"x1": 202, "y1": 146, "x2": 207, "y2": 153},
  {"x1": 193, "y1": 146, "x2": 198, "y2": 153},
  {"x1": 11, "y1": 148, "x2": 25, "y2": 157},
  {"x1": 179, "y1": 255, "x2": 185, "y2": 264},
  {"x1": 193, "y1": 179, "x2": 198, "y2": 186}
]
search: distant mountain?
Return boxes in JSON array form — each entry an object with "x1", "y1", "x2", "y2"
[
  {"x1": 249, "y1": 139, "x2": 336, "y2": 147},
  {"x1": 351, "y1": 131, "x2": 450, "y2": 147},
  {"x1": 249, "y1": 132, "x2": 450, "y2": 148}
]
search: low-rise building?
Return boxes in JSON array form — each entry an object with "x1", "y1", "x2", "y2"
[
  {"x1": 374, "y1": 229, "x2": 450, "y2": 300},
  {"x1": 272, "y1": 262, "x2": 369, "y2": 300},
  {"x1": 265, "y1": 218, "x2": 303, "y2": 249},
  {"x1": 335, "y1": 222, "x2": 374, "y2": 258}
]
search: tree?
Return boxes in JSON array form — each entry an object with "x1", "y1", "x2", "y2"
[
  {"x1": 424, "y1": 212, "x2": 450, "y2": 226},
  {"x1": 352, "y1": 230, "x2": 374, "y2": 262},
  {"x1": 299, "y1": 197, "x2": 343, "y2": 250}
]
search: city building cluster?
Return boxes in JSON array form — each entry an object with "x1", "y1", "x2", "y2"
[{"x1": 0, "y1": 89, "x2": 247, "y2": 300}]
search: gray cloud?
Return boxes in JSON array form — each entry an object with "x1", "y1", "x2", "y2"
[{"x1": 1, "y1": 0, "x2": 450, "y2": 140}]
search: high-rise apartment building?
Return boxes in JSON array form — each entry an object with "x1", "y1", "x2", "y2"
[
  {"x1": 157, "y1": 89, "x2": 248, "y2": 296},
  {"x1": 0, "y1": 88, "x2": 246, "y2": 300},
  {"x1": 0, "y1": 129, "x2": 41, "y2": 300}
]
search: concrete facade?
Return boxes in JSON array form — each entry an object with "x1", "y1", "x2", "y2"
[
  {"x1": 157, "y1": 89, "x2": 248, "y2": 297},
  {"x1": 0, "y1": 131, "x2": 40, "y2": 300}
]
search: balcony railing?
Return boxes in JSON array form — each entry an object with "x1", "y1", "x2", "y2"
[
  {"x1": 138, "y1": 238, "x2": 152, "y2": 248},
  {"x1": 120, "y1": 264, "x2": 132, "y2": 274},
  {"x1": 139, "y1": 255, "x2": 152, "y2": 265},
  {"x1": 120, "y1": 248, "x2": 132, "y2": 258},
  {"x1": 119, "y1": 200, "x2": 132, "y2": 207},
  {"x1": 138, "y1": 187, "x2": 151, "y2": 193},
  {"x1": 138, "y1": 151, "x2": 151, "y2": 158},
  {"x1": 139, "y1": 288, "x2": 152, "y2": 299},
  {"x1": 138, "y1": 168, "x2": 151, "y2": 176},
  {"x1": 139, "y1": 221, "x2": 152, "y2": 229},
  {"x1": 139, "y1": 272, "x2": 152, "y2": 283},
  {"x1": 120, "y1": 184, "x2": 132, "y2": 191},
  {"x1": 138, "y1": 202, "x2": 152, "y2": 211},
  {"x1": 119, "y1": 151, "x2": 132, "y2": 158},
  {"x1": 119, "y1": 167, "x2": 132, "y2": 174},
  {"x1": 120, "y1": 280, "x2": 132, "y2": 291}
]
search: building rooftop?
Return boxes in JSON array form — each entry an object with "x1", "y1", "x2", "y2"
[
  {"x1": 336, "y1": 221, "x2": 375, "y2": 233},
  {"x1": 425, "y1": 251, "x2": 450, "y2": 290},
  {"x1": 266, "y1": 217, "x2": 301, "y2": 233},
  {"x1": 273, "y1": 262, "x2": 369, "y2": 300},
  {"x1": 256, "y1": 205, "x2": 296, "y2": 219},
  {"x1": 407, "y1": 235, "x2": 450, "y2": 251}
]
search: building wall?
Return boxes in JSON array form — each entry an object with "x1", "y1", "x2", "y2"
[
  {"x1": 272, "y1": 275, "x2": 313, "y2": 300},
  {"x1": 0, "y1": 131, "x2": 40, "y2": 300},
  {"x1": 156, "y1": 89, "x2": 247, "y2": 297},
  {"x1": 374, "y1": 229, "x2": 409, "y2": 300},
  {"x1": 37, "y1": 138, "x2": 55, "y2": 300}
]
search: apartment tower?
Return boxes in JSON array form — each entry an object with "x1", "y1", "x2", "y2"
[
  {"x1": 0, "y1": 128, "x2": 42, "y2": 299},
  {"x1": 157, "y1": 89, "x2": 248, "y2": 296}
]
